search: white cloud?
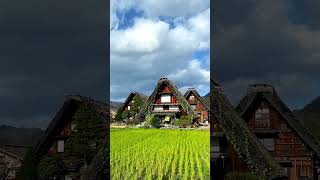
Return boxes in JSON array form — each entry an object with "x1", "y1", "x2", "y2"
[
  {"x1": 111, "y1": 19, "x2": 169, "y2": 54},
  {"x1": 110, "y1": 1, "x2": 210, "y2": 101},
  {"x1": 168, "y1": 60, "x2": 209, "y2": 85}
]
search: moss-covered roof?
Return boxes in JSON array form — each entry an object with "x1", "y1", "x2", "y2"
[
  {"x1": 210, "y1": 79, "x2": 287, "y2": 179},
  {"x1": 136, "y1": 77, "x2": 198, "y2": 120},
  {"x1": 236, "y1": 84, "x2": 320, "y2": 158},
  {"x1": 118, "y1": 92, "x2": 148, "y2": 113},
  {"x1": 184, "y1": 88, "x2": 210, "y2": 111},
  {"x1": 33, "y1": 95, "x2": 108, "y2": 162}
]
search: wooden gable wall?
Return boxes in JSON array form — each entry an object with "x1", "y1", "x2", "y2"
[{"x1": 243, "y1": 98, "x2": 315, "y2": 179}]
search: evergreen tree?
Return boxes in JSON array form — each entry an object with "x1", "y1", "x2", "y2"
[{"x1": 131, "y1": 95, "x2": 143, "y2": 113}]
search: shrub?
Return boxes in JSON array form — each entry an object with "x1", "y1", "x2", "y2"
[
  {"x1": 37, "y1": 155, "x2": 64, "y2": 180},
  {"x1": 178, "y1": 115, "x2": 193, "y2": 128},
  {"x1": 121, "y1": 111, "x2": 129, "y2": 120},
  {"x1": 115, "y1": 108, "x2": 123, "y2": 122},
  {"x1": 146, "y1": 113, "x2": 160, "y2": 128}
]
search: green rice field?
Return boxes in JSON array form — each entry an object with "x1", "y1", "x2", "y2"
[{"x1": 110, "y1": 128, "x2": 210, "y2": 180}]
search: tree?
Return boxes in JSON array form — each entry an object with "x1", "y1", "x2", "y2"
[
  {"x1": 121, "y1": 111, "x2": 128, "y2": 120},
  {"x1": 65, "y1": 105, "x2": 106, "y2": 165},
  {"x1": 131, "y1": 95, "x2": 143, "y2": 113},
  {"x1": 114, "y1": 108, "x2": 123, "y2": 122},
  {"x1": 37, "y1": 155, "x2": 64, "y2": 180}
]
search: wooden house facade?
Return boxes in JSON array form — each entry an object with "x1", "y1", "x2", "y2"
[
  {"x1": 236, "y1": 84, "x2": 320, "y2": 180},
  {"x1": 137, "y1": 77, "x2": 198, "y2": 124},
  {"x1": 32, "y1": 95, "x2": 108, "y2": 180},
  {"x1": 210, "y1": 80, "x2": 287, "y2": 180},
  {"x1": 184, "y1": 88, "x2": 210, "y2": 124}
]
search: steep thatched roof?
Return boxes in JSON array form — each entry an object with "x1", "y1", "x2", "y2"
[
  {"x1": 210, "y1": 79, "x2": 286, "y2": 179},
  {"x1": 118, "y1": 92, "x2": 148, "y2": 112},
  {"x1": 236, "y1": 84, "x2": 320, "y2": 158},
  {"x1": 33, "y1": 95, "x2": 109, "y2": 161},
  {"x1": 136, "y1": 77, "x2": 198, "y2": 120},
  {"x1": 184, "y1": 88, "x2": 210, "y2": 110}
]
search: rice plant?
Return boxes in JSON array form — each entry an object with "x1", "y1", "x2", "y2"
[{"x1": 110, "y1": 128, "x2": 210, "y2": 179}]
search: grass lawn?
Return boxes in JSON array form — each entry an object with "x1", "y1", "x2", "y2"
[{"x1": 110, "y1": 128, "x2": 210, "y2": 179}]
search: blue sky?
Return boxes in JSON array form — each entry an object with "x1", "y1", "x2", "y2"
[{"x1": 110, "y1": 0, "x2": 210, "y2": 102}]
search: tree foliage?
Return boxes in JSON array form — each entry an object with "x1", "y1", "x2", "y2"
[
  {"x1": 146, "y1": 113, "x2": 160, "y2": 128},
  {"x1": 131, "y1": 95, "x2": 143, "y2": 113},
  {"x1": 37, "y1": 155, "x2": 64, "y2": 180},
  {"x1": 33, "y1": 104, "x2": 106, "y2": 180},
  {"x1": 174, "y1": 115, "x2": 193, "y2": 128},
  {"x1": 114, "y1": 108, "x2": 123, "y2": 122},
  {"x1": 65, "y1": 104, "x2": 106, "y2": 164},
  {"x1": 121, "y1": 111, "x2": 128, "y2": 120}
]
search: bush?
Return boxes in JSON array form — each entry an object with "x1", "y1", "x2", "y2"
[
  {"x1": 146, "y1": 113, "x2": 160, "y2": 128},
  {"x1": 121, "y1": 111, "x2": 128, "y2": 120},
  {"x1": 225, "y1": 172, "x2": 263, "y2": 180},
  {"x1": 177, "y1": 115, "x2": 193, "y2": 128},
  {"x1": 115, "y1": 108, "x2": 123, "y2": 122},
  {"x1": 173, "y1": 118, "x2": 180, "y2": 126},
  {"x1": 37, "y1": 155, "x2": 64, "y2": 180}
]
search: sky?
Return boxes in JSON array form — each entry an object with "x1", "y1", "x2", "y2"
[
  {"x1": 213, "y1": 0, "x2": 320, "y2": 110},
  {"x1": 0, "y1": 0, "x2": 108, "y2": 128},
  {"x1": 110, "y1": 0, "x2": 210, "y2": 102}
]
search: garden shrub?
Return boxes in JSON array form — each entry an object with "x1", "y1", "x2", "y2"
[
  {"x1": 173, "y1": 118, "x2": 180, "y2": 126},
  {"x1": 177, "y1": 115, "x2": 193, "y2": 128},
  {"x1": 114, "y1": 108, "x2": 123, "y2": 122},
  {"x1": 121, "y1": 111, "x2": 128, "y2": 120},
  {"x1": 146, "y1": 113, "x2": 160, "y2": 128},
  {"x1": 37, "y1": 155, "x2": 64, "y2": 180}
]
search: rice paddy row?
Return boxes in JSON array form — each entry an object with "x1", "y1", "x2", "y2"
[{"x1": 110, "y1": 128, "x2": 210, "y2": 179}]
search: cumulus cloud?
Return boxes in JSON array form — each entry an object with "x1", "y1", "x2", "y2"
[
  {"x1": 111, "y1": 19, "x2": 169, "y2": 54},
  {"x1": 111, "y1": 0, "x2": 210, "y2": 101}
]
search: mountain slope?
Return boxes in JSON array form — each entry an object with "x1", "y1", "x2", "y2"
[
  {"x1": 294, "y1": 97, "x2": 320, "y2": 140},
  {"x1": 0, "y1": 125, "x2": 43, "y2": 158}
]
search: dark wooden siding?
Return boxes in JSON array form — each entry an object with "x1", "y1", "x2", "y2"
[{"x1": 244, "y1": 99, "x2": 314, "y2": 179}]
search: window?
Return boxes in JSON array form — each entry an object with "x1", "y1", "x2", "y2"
[
  {"x1": 127, "y1": 105, "x2": 131, "y2": 110},
  {"x1": 161, "y1": 94, "x2": 171, "y2": 103},
  {"x1": 190, "y1": 95, "x2": 195, "y2": 100},
  {"x1": 255, "y1": 107, "x2": 270, "y2": 127},
  {"x1": 259, "y1": 138, "x2": 274, "y2": 151},
  {"x1": 191, "y1": 104, "x2": 196, "y2": 110},
  {"x1": 163, "y1": 105, "x2": 169, "y2": 110},
  {"x1": 57, "y1": 140, "x2": 65, "y2": 153}
]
